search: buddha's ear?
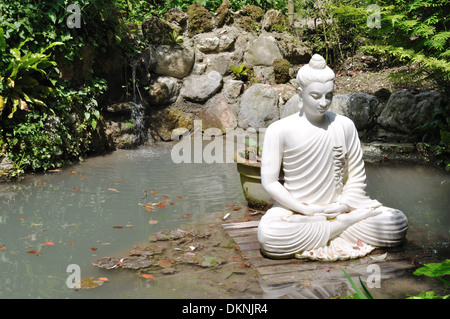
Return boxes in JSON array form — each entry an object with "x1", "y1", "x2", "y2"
[{"x1": 298, "y1": 86, "x2": 303, "y2": 97}]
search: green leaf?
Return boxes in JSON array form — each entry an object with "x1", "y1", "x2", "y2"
[
  {"x1": 413, "y1": 259, "x2": 450, "y2": 278},
  {"x1": 340, "y1": 268, "x2": 373, "y2": 299}
]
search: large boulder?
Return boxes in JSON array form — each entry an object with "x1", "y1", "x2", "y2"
[
  {"x1": 280, "y1": 94, "x2": 300, "y2": 118},
  {"x1": 377, "y1": 90, "x2": 443, "y2": 134},
  {"x1": 180, "y1": 71, "x2": 223, "y2": 102},
  {"x1": 149, "y1": 108, "x2": 194, "y2": 141},
  {"x1": 238, "y1": 84, "x2": 279, "y2": 129},
  {"x1": 199, "y1": 93, "x2": 237, "y2": 133},
  {"x1": 244, "y1": 34, "x2": 283, "y2": 67},
  {"x1": 148, "y1": 45, "x2": 195, "y2": 79},
  {"x1": 329, "y1": 93, "x2": 379, "y2": 130}
]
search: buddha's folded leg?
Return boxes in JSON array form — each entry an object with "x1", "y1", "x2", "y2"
[
  {"x1": 338, "y1": 206, "x2": 408, "y2": 247},
  {"x1": 257, "y1": 206, "x2": 329, "y2": 259}
]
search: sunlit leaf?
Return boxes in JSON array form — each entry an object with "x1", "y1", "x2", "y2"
[{"x1": 77, "y1": 277, "x2": 103, "y2": 289}]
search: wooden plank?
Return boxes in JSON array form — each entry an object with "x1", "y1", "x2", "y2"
[{"x1": 222, "y1": 220, "x2": 259, "y2": 230}]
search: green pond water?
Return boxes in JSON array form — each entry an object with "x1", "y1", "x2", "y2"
[{"x1": 0, "y1": 140, "x2": 449, "y2": 299}]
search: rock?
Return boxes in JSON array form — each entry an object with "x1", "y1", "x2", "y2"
[
  {"x1": 165, "y1": 8, "x2": 187, "y2": 29},
  {"x1": 200, "y1": 93, "x2": 237, "y2": 133},
  {"x1": 244, "y1": 34, "x2": 283, "y2": 67},
  {"x1": 280, "y1": 93, "x2": 300, "y2": 118},
  {"x1": 377, "y1": 90, "x2": 443, "y2": 134},
  {"x1": 149, "y1": 108, "x2": 194, "y2": 141},
  {"x1": 105, "y1": 102, "x2": 135, "y2": 114},
  {"x1": 262, "y1": 9, "x2": 289, "y2": 32},
  {"x1": 272, "y1": 83, "x2": 297, "y2": 104},
  {"x1": 148, "y1": 45, "x2": 195, "y2": 79},
  {"x1": 0, "y1": 155, "x2": 14, "y2": 182},
  {"x1": 234, "y1": 5, "x2": 264, "y2": 32},
  {"x1": 142, "y1": 16, "x2": 174, "y2": 45},
  {"x1": 204, "y1": 52, "x2": 233, "y2": 75},
  {"x1": 238, "y1": 84, "x2": 279, "y2": 129},
  {"x1": 224, "y1": 79, "x2": 244, "y2": 100},
  {"x1": 273, "y1": 58, "x2": 291, "y2": 84},
  {"x1": 215, "y1": 0, "x2": 233, "y2": 27},
  {"x1": 194, "y1": 33, "x2": 220, "y2": 53},
  {"x1": 148, "y1": 76, "x2": 180, "y2": 106},
  {"x1": 187, "y1": 2, "x2": 213, "y2": 36},
  {"x1": 180, "y1": 71, "x2": 223, "y2": 102},
  {"x1": 329, "y1": 93, "x2": 379, "y2": 130}
]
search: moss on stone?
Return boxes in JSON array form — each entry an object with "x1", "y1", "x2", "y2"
[
  {"x1": 273, "y1": 58, "x2": 291, "y2": 84},
  {"x1": 187, "y1": 2, "x2": 213, "y2": 36}
]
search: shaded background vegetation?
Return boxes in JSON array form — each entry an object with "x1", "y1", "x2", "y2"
[{"x1": 1, "y1": 0, "x2": 449, "y2": 176}]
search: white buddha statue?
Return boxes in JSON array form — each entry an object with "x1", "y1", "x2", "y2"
[{"x1": 257, "y1": 54, "x2": 408, "y2": 260}]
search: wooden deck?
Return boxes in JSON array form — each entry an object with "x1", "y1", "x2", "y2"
[{"x1": 222, "y1": 220, "x2": 418, "y2": 298}]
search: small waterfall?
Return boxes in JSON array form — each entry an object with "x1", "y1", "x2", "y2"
[{"x1": 130, "y1": 60, "x2": 147, "y2": 145}]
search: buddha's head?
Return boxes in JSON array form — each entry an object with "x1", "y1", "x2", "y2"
[{"x1": 296, "y1": 54, "x2": 335, "y2": 122}]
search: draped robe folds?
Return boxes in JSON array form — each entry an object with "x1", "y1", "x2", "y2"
[{"x1": 257, "y1": 112, "x2": 408, "y2": 260}]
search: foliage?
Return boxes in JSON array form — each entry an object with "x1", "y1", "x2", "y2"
[
  {"x1": 231, "y1": 62, "x2": 249, "y2": 80},
  {"x1": 0, "y1": 0, "x2": 131, "y2": 175},
  {"x1": 339, "y1": 268, "x2": 374, "y2": 299},
  {"x1": 361, "y1": 0, "x2": 450, "y2": 88},
  {"x1": 408, "y1": 259, "x2": 450, "y2": 299},
  {"x1": 168, "y1": 30, "x2": 184, "y2": 46}
]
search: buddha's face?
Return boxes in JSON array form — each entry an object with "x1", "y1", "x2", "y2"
[{"x1": 300, "y1": 81, "x2": 334, "y2": 122}]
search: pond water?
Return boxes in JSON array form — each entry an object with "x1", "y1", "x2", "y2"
[{"x1": 0, "y1": 139, "x2": 449, "y2": 299}]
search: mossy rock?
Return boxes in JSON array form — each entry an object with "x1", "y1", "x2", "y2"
[
  {"x1": 215, "y1": 0, "x2": 233, "y2": 27},
  {"x1": 273, "y1": 58, "x2": 291, "y2": 84},
  {"x1": 235, "y1": 5, "x2": 264, "y2": 32},
  {"x1": 142, "y1": 16, "x2": 175, "y2": 45},
  {"x1": 187, "y1": 2, "x2": 213, "y2": 36}
]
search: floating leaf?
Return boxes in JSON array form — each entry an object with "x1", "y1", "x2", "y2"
[
  {"x1": 77, "y1": 277, "x2": 103, "y2": 289},
  {"x1": 98, "y1": 277, "x2": 109, "y2": 282},
  {"x1": 182, "y1": 214, "x2": 192, "y2": 219},
  {"x1": 113, "y1": 226, "x2": 123, "y2": 229},
  {"x1": 0, "y1": 245, "x2": 6, "y2": 250},
  {"x1": 141, "y1": 274, "x2": 155, "y2": 279},
  {"x1": 108, "y1": 188, "x2": 120, "y2": 193},
  {"x1": 163, "y1": 195, "x2": 169, "y2": 200},
  {"x1": 73, "y1": 187, "x2": 81, "y2": 191},
  {"x1": 67, "y1": 240, "x2": 74, "y2": 245},
  {"x1": 149, "y1": 220, "x2": 158, "y2": 225},
  {"x1": 150, "y1": 190, "x2": 158, "y2": 194},
  {"x1": 26, "y1": 250, "x2": 39, "y2": 254},
  {"x1": 90, "y1": 247, "x2": 98, "y2": 251},
  {"x1": 177, "y1": 196, "x2": 183, "y2": 199},
  {"x1": 43, "y1": 241, "x2": 54, "y2": 246}
]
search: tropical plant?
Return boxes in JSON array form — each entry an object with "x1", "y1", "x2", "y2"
[
  {"x1": 0, "y1": 30, "x2": 62, "y2": 119},
  {"x1": 408, "y1": 259, "x2": 450, "y2": 299},
  {"x1": 231, "y1": 62, "x2": 249, "y2": 80}
]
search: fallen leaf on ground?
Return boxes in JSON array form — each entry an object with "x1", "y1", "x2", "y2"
[
  {"x1": 369, "y1": 252, "x2": 388, "y2": 261},
  {"x1": 158, "y1": 260, "x2": 172, "y2": 268}
]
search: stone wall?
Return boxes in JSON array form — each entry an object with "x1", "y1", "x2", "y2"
[{"x1": 102, "y1": 1, "x2": 447, "y2": 163}]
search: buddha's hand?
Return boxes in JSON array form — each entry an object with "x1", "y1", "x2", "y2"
[
  {"x1": 298, "y1": 203, "x2": 326, "y2": 216},
  {"x1": 319, "y1": 202, "x2": 350, "y2": 219}
]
